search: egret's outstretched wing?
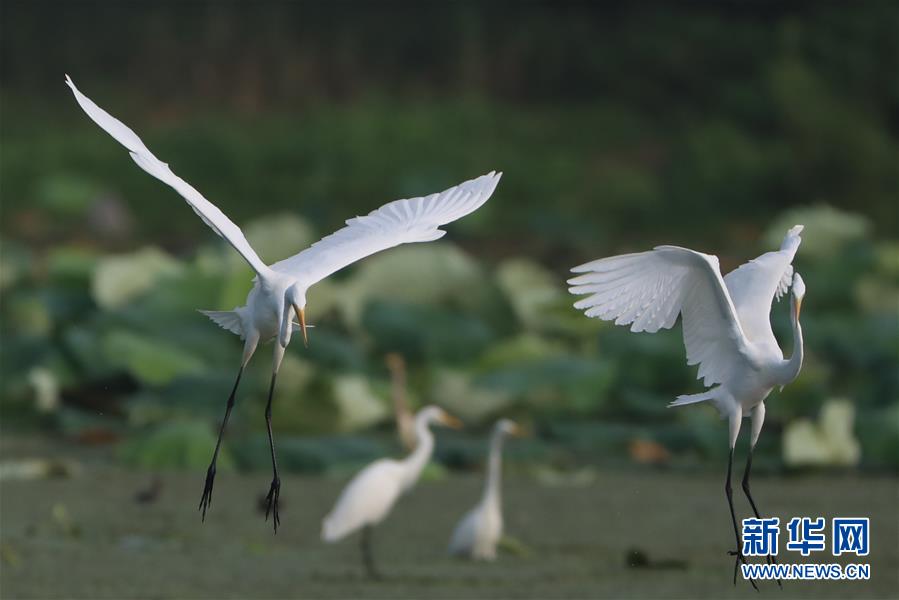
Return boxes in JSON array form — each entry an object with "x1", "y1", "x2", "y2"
[
  {"x1": 568, "y1": 246, "x2": 749, "y2": 387},
  {"x1": 723, "y1": 225, "x2": 803, "y2": 348},
  {"x1": 65, "y1": 76, "x2": 270, "y2": 276},
  {"x1": 271, "y1": 172, "x2": 501, "y2": 285}
]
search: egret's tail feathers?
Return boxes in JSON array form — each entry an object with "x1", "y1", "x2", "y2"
[
  {"x1": 669, "y1": 390, "x2": 716, "y2": 408},
  {"x1": 199, "y1": 310, "x2": 244, "y2": 338}
]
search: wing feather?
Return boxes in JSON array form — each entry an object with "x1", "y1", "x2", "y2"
[
  {"x1": 65, "y1": 76, "x2": 270, "y2": 277},
  {"x1": 569, "y1": 246, "x2": 749, "y2": 387},
  {"x1": 271, "y1": 172, "x2": 501, "y2": 285},
  {"x1": 723, "y1": 226, "x2": 803, "y2": 348}
]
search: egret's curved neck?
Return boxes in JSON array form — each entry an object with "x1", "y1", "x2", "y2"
[
  {"x1": 481, "y1": 430, "x2": 505, "y2": 508},
  {"x1": 278, "y1": 299, "x2": 293, "y2": 348},
  {"x1": 400, "y1": 416, "x2": 434, "y2": 490},
  {"x1": 778, "y1": 295, "x2": 804, "y2": 384}
]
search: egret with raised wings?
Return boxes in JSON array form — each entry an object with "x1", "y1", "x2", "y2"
[
  {"x1": 66, "y1": 76, "x2": 500, "y2": 531},
  {"x1": 568, "y1": 226, "x2": 805, "y2": 588},
  {"x1": 448, "y1": 419, "x2": 523, "y2": 561},
  {"x1": 321, "y1": 406, "x2": 461, "y2": 579}
]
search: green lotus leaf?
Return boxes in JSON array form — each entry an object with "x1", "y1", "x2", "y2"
[
  {"x1": 332, "y1": 374, "x2": 389, "y2": 432},
  {"x1": 475, "y1": 333, "x2": 565, "y2": 373},
  {"x1": 764, "y1": 205, "x2": 869, "y2": 259},
  {"x1": 496, "y1": 258, "x2": 565, "y2": 331},
  {"x1": 46, "y1": 247, "x2": 98, "y2": 285},
  {"x1": 0, "y1": 239, "x2": 31, "y2": 291},
  {"x1": 244, "y1": 213, "x2": 317, "y2": 265},
  {"x1": 361, "y1": 300, "x2": 494, "y2": 364},
  {"x1": 782, "y1": 399, "x2": 861, "y2": 467},
  {"x1": 119, "y1": 420, "x2": 232, "y2": 470},
  {"x1": 338, "y1": 244, "x2": 487, "y2": 328},
  {"x1": 92, "y1": 247, "x2": 183, "y2": 309},
  {"x1": 7, "y1": 294, "x2": 52, "y2": 337},
  {"x1": 102, "y1": 330, "x2": 205, "y2": 385},
  {"x1": 429, "y1": 367, "x2": 515, "y2": 424}
]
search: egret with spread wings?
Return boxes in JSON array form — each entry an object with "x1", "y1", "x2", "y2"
[
  {"x1": 66, "y1": 76, "x2": 501, "y2": 531},
  {"x1": 568, "y1": 227, "x2": 805, "y2": 588}
]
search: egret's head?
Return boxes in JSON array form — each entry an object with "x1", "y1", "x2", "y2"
[
  {"x1": 285, "y1": 285, "x2": 308, "y2": 346},
  {"x1": 792, "y1": 273, "x2": 806, "y2": 319},
  {"x1": 496, "y1": 418, "x2": 525, "y2": 437},
  {"x1": 419, "y1": 405, "x2": 463, "y2": 429}
]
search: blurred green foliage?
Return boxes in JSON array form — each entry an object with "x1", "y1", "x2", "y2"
[{"x1": 0, "y1": 2, "x2": 896, "y2": 472}]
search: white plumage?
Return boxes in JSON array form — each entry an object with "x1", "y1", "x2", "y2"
[
  {"x1": 66, "y1": 74, "x2": 500, "y2": 350},
  {"x1": 271, "y1": 173, "x2": 500, "y2": 287},
  {"x1": 322, "y1": 406, "x2": 459, "y2": 541},
  {"x1": 568, "y1": 226, "x2": 806, "y2": 588},
  {"x1": 66, "y1": 75, "x2": 498, "y2": 530},
  {"x1": 448, "y1": 419, "x2": 522, "y2": 561},
  {"x1": 322, "y1": 459, "x2": 407, "y2": 543},
  {"x1": 570, "y1": 246, "x2": 748, "y2": 388},
  {"x1": 65, "y1": 75, "x2": 270, "y2": 276},
  {"x1": 322, "y1": 406, "x2": 461, "y2": 577},
  {"x1": 568, "y1": 226, "x2": 805, "y2": 419}
]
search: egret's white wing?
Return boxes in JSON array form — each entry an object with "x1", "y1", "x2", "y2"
[
  {"x1": 723, "y1": 225, "x2": 803, "y2": 348},
  {"x1": 271, "y1": 172, "x2": 501, "y2": 285},
  {"x1": 569, "y1": 246, "x2": 749, "y2": 387},
  {"x1": 65, "y1": 76, "x2": 270, "y2": 276}
]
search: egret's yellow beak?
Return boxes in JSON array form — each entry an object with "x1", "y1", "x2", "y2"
[
  {"x1": 439, "y1": 412, "x2": 463, "y2": 429},
  {"x1": 294, "y1": 304, "x2": 308, "y2": 347},
  {"x1": 794, "y1": 297, "x2": 802, "y2": 320}
]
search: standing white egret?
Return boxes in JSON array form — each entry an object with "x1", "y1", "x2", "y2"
[
  {"x1": 568, "y1": 226, "x2": 806, "y2": 588},
  {"x1": 448, "y1": 418, "x2": 523, "y2": 561},
  {"x1": 65, "y1": 75, "x2": 501, "y2": 531},
  {"x1": 321, "y1": 405, "x2": 461, "y2": 578}
]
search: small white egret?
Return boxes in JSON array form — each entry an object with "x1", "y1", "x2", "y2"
[
  {"x1": 321, "y1": 406, "x2": 461, "y2": 579},
  {"x1": 448, "y1": 419, "x2": 523, "y2": 561},
  {"x1": 65, "y1": 75, "x2": 500, "y2": 531},
  {"x1": 568, "y1": 226, "x2": 806, "y2": 588}
]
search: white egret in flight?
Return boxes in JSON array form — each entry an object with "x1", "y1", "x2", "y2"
[
  {"x1": 65, "y1": 75, "x2": 500, "y2": 531},
  {"x1": 568, "y1": 226, "x2": 806, "y2": 588},
  {"x1": 448, "y1": 418, "x2": 523, "y2": 560},
  {"x1": 321, "y1": 406, "x2": 461, "y2": 579}
]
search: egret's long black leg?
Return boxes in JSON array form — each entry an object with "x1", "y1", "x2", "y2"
[
  {"x1": 361, "y1": 525, "x2": 382, "y2": 580},
  {"x1": 199, "y1": 366, "x2": 244, "y2": 521},
  {"x1": 726, "y1": 448, "x2": 758, "y2": 591},
  {"x1": 742, "y1": 449, "x2": 782, "y2": 588},
  {"x1": 725, "y1": 449, "x2": 741, "y2": 581},
  {"x1": 263, "y1": 371, "x2": 281, "y2": 532}
]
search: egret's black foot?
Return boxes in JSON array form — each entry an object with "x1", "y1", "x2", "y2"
[
  {"x1": 728, "y1": 549, "x2": 759, "y2": 591},
  {"x1": 264, "y1": 477, "x2": 281, "y2": 532},
  {"x1": 198, "y1": 464, "x2": 216, "y2": 521}
]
